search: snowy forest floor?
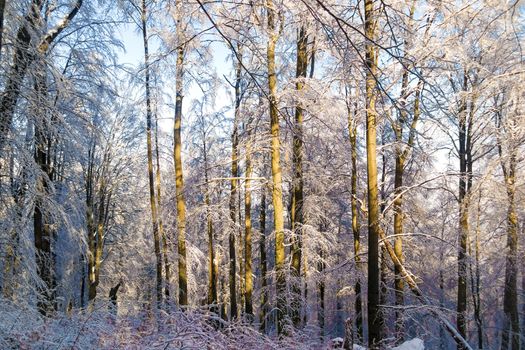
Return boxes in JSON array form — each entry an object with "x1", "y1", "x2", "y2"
[{"x1": 0, "y1": 298, "x2": 424, "y2": 349}]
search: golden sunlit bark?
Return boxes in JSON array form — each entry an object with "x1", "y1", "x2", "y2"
[
  {"x1": 174, "y1": 0, "x2": 188, "y2": 306},
  {"x1": 266, "y1": 0, "x2": 286, "y2": 333},
  {"x1": 364, "y1": 0, "x2": 381, "y2": 346}
]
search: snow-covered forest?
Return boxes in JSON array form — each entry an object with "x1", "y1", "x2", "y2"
[{"x1": 0, "y1": 0, "x2": 524, "y2": 349}]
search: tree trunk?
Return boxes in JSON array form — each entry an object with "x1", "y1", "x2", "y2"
[
  {"x1": 85, "y1": 140, "x2": 111, "y2": 309},
  {"x1": 34, "y1": 142, "x2": 54, "y2": 315},
  {"x1": 498, "y1": 117, "x2": 520, "y2": 350},
  {"x1": 393, "y1": 136, "x2": 406, "y2": 340},
  {"x1": 229, "y1": 47, "x2": 242, "y2": 320},
  {"x1": 205, "y1": 184, "x2": 215, "y2": 304},
  {"x1": 259, "y1": 184, "x2": 268, "y2": 332},
  {"x1": 239, "y1": 185, "x2": 245, "y2": 313},
  {"x1": 318, "y1": 248, "x2": 326, "y2": 339},
  {"x1": 347, "y1": 89, "x2": 363, "y2": 342},
  {"x1": 92, "y1": 182, "x2": 106, "y2": 302},
  {"x1": 318, "y1": 219, "x2": 328, "y2": 339},
  {"x1": 457, "y1": 70, "x2": 469, "y2": 350},
  {"x1": 266, "y1": 0, "x2": 286, "y2": 334},
  {"x1": 521, "y1": 226, "x2": 525, "y2": 350},
  {"x1": 219, "y1": 209, "x2": 227, "y2": 320},
  {"x1": 291, "y1": 24, "x2": 308, "y2": 327},
  {"x1": 437, "y1": 207, "x2": 448, "y2": 349},
  {"x1": 203, "y1": 134, "x2": 217, "y2": 313},
  {"x1": 364, "y1": 0, "x2": 381, "y2": 346},
  {"x1": 86, "y1": 141, "x2": 97, "y2": 303},
  {"x1": 80, "y1": 255, "x2": 86, "y2": 308},
  {"x1": 379, "y1": 147, "x2": 388, "y2": 336},
  {"x1": 173, "y1": 0, "x2": 188, "y2": 307},
  {"x1": 392, "y1": 4, "x2": 418, "y2": 338},
  {"x1": 33, "y1": 58, "x2": 57, "y2": 316},
  {"x1": 344, "y1": 317, "x2": 354, "y2": 350},
  {"x1": 469, "y1": 191, "x2": 483, "y2": 349},
  {"x1": 109, "y1": 281, "x2": 121, "y2": 310},
  {"x1": 244, "y1": 132, "x2": 253, "y2": 317},
  {"x1": 141, "y1": 0, "x2": 163, "y2": 309},
  {"x1": 155, "y1": 109, "x2": 171, "y2": 303},
  {"x1": 302, "y1": 36, "x2": 316, "y2": 328}
]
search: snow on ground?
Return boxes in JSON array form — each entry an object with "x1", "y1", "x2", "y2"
[
  {"x1": 1, "y1": 298, "x2": 424, "y2": 349},
  {"x1": 0, "y1": 298, "x2": 316, "y2": 349},
  {"x1": 391, "y1": 338, "x2": 425, "y2": 350},
  {"x1": 328, "y1": 337, "x2": 424, "y2": 350}
]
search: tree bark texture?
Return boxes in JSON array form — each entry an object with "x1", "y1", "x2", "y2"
[
  {"x1": 364, "y1": 0, "x2": 381, "y2": 346},
  {"x1": 266, "y1": 0, "x2": 286, "y2": 334}
]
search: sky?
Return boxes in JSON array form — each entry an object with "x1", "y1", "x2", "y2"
[{"x1": 116, "y1": 23, "x2": 233, "y2": 135}]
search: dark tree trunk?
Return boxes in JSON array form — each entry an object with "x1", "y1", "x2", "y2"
[
  {"x1": 346, "y1": 86, "x2": 363, "y2": 342},
  {"x1": 141, "y1": 0, "x2": 163, "y2": 309},
  {"x1": 203, "y1": 134, "x2": 217, "y2": 314},
  {"x1": 228, "y1": 47, "x2": 242, "y2": 320},
  {"x1": 290, "y1": 24, "x2": 308, "y2": 327},
  {"x1": 497, "y1": 107, "x2": 520, "y2": 350},
  {"x1": 318, "y1": 248, "x2": 325, "y2": 339},
  {"x1": 259, "y1": 185, "x2": 268, "y2": 333},
  {"x1": 154, "y1": 102, "x2": 170, "y2": 303},
  {"x1": 457, "y1": 70, "x2": 470, "y2": 350},
  {"x1": 33, "y1": 59, "x2": 57, "y2": 316},
  {"x1": 109, "y1": 281, "x2": 122, "y2": 312}
]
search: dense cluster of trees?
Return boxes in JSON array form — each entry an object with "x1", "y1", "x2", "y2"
[{"x1": 0, "y1": 0, "x2": 524, "y2": 349}]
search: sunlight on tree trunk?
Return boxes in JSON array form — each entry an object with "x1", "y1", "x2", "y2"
[
  {"x1": 174, "y1": 0, "x2": 188, "y2": 306},
  {"x1": 364, "y1": 0, "x2": 381, "y2": 346},
  {"x1": 266, "y1": 0, "x2": 286, "y2": 334}
]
